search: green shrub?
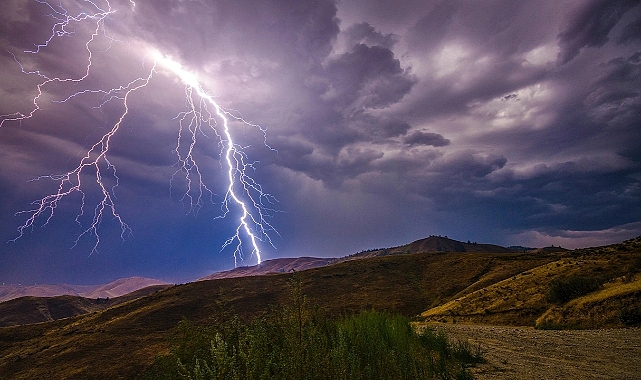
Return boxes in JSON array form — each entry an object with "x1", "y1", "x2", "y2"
[
  {"x1": 146, "y1": 310, "x2": 481, "y2": 380},
  {"x1": 145, "y1": 276, "x2": 482, "y2": 379},
  {"x1": 545, "y1": 275, "x2": 602, "y2": 304}
]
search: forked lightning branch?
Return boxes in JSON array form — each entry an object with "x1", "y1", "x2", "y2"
[{"x1": 0, "y1": 0, "x2": 276, "y2": 266}]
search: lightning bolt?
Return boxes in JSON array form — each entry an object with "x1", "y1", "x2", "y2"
[
  {"x1": 0, "y1": 0, "x2": 276, "y2": 265},
  {"x1": 0, "y1": 0, "x2": 114, "y2": 127},
  {"x1": 153, "y1": 52, "x2": 277, "y2": 265}
]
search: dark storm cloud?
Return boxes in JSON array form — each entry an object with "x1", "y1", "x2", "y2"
[
  {"x1": 379, "y1": 120, "x2": 412, "y2": 138},
  {"x1": 618, "y1": 14, "x2": 641, "y2": 43},
  {"x1": 272, "y1": 140, "x2": 385, "y2": 188},
  {"x1": 369, "y1": 1, "x2": 639, "y2": 248},
  {"x1": 406, "y1": 1, "x2": 542, "y2": 56},
  {"x1": 403, "y1": 131, "x2": 450, "y2": 147},
  {"x1": 585, "y1": 53, "x2": 641, "y2": 133},
  {"x1": 557, "y1": 0, "x2": 641, "y2": 64},
  {"x1": 1, "y1": 0, "x2": 640, "y2": 285},
  {"x1": 405, "y1": 1, "x2": 458, "y2": 51},
  {"x1": 268, "y1": 32, "x2": 417, "y2": 185},
  {"x1": 400, "y1": 3, "x2": 554, "y2": 120},
  {"x1": 328, "y1": 116, "x2": 412, "y2": 141},
  {"x1": 320, "y1": 43, "x2": 415, "y2": 111},
  {"x1": 132, "y1": 0, "x2": 340, "y2": 65},
  {"x1": 496, "y1": 162, "x2": 641, "y2": 232},
  {"x1": 342, "y1": 22, "x2": 398, "y2": 49},
  {"x1": 432, "y1": 151, "x2": 507, "y2": 183}
]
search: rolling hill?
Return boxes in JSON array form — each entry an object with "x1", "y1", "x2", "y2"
[
  {"x1": 420, "y1": 237, "x2": 641, "y2": 327},
  {"x1": 0, "y1": 285, "x2": 171, "y2": 327},
  {"x1": 0, "y1": 276, "x2": 169, "y2": 303},
  {"x1": 0, "y1": 236, "x2": 639, "y2": 379},
  {"x1": 199, "y1": 256, "x2": 334, "y2": 280},
  {"x1": 344, "y1": 235, "x2": 514, "y2": 261},
  {"x1": 201, "y1": 235, "x2": 515, "y2": 279}
]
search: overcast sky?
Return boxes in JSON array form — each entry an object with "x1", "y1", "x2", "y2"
[{"x1": 1, "y1": 0, "x2": 640, "y2": 285}]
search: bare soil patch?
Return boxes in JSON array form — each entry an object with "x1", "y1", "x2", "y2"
[{"x1": 433, "y1": 324, "x2": 641, "y2": 380}]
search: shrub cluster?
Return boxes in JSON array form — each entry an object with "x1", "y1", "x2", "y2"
[
  {"x1": 146, "y1": 277, "x2": 482, "y2": 380},
  {"x1": 146, "y1": 311, "x2": 480, "y2": 380},
  {"x1": 619, "y1": 307, "x2": 641, "y2": 326},
  {"x1": 545, "y1": 275, "x2": 602, "y2": 304},
  {"x1": 624, "y1": 256, "x2": 641, "y2": 282}
]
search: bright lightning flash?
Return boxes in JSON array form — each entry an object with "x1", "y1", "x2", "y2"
[
  {"x1": 0, "y1": 0, "x2": 276, "y2": 265},
  {"x1": 152, "y1": 50, "x2": 277, "y2": 265}
]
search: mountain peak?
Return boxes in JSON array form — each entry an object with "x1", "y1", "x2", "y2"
[{"x1": 403, "y1": 235, "x2": 514, "y2": 254}]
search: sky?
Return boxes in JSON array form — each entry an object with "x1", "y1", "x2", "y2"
[{"x1": 0, "y1": 0, "x2": 640, "y2": 285}]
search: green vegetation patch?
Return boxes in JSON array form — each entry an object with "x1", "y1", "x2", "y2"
[
  {"x1": 146, "y1": 276, "x2": 482, "y2": 380},
  {"x1": 146, "y1": 311, "x2": 480, "y2": 380}
]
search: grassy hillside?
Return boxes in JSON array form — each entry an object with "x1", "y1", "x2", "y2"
[
  {"x1": 1, "y1": 237, "x2": 639, "y2": 379},
  {"x1": 0, "y1": 285, "x2": 171, "y2": 327},
  {"x1": 0, "y1": 277, "x2": 169, "y2": 303},
  {"x1": 0, "y1": 250, "x2": 553, "y2": 380},
  {"x1": 421, "y1": 237, "x2": 641, "y2": 327},
  {"x1": 536, "y1": 275, "x2": 641, "y2": 329}
]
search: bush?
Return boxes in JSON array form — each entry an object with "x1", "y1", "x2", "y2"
[
  {"x1": 145, "y1": 276, "x2": 482, "y2": 379},
  {"x1": 619, "y1": 308, "x2": 641, "y2": 326},
  {"x1": 545, "y1": 275, "x2": 602, "y2": 304},
  {"x1": 624, "y1": 256, "x2": 641, "y2": 282},
  {"x1": 146, "y1": 310, "x2": 481, "y2": 380}
]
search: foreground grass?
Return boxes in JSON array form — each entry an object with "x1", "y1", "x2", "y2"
[
  {"x1": 146, "y1": 311, "x2": 481, "y2": 380},
  {"x1": 146, "y1": 277, "x2": 482, "y2": 380}
]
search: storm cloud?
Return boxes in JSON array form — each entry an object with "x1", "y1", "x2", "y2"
[{"x1": 0, "y1": 0, "x2": 640, "y2": 284}]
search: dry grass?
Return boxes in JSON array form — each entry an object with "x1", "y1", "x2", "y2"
[
  {"x1": 536, "y1": 274, "x2": 641, "y2": 329},
  {"x1": 421, "y1": 238, "x2": 641, "y2": 327}
]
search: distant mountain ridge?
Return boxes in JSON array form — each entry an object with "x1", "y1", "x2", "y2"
[
  {"x1": 0, "y1": 276, "x2": 169, "y2": 303},
  {"x1": 403, "y1": 235, "x2": 515, "y2": 253},
  {"x1": 0, "y1": 285, "x2": 170, "y2": 327},
  {"x1": 199, "y1": 257, "x2": 334, "y2": 280},
  {"x1": 201, "y1": 236, "x2": 517, "y2": 280},
  {"x1": 346, "y1": 235, "x2": 515, "y2": 260},
  {"x1": 0, "y1": 237, "x2": 533, "y2": 303}
]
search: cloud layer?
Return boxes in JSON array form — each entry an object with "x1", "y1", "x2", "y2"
[{"x1": 0, "y1": 0, "x2": 640, "y2": 284}]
